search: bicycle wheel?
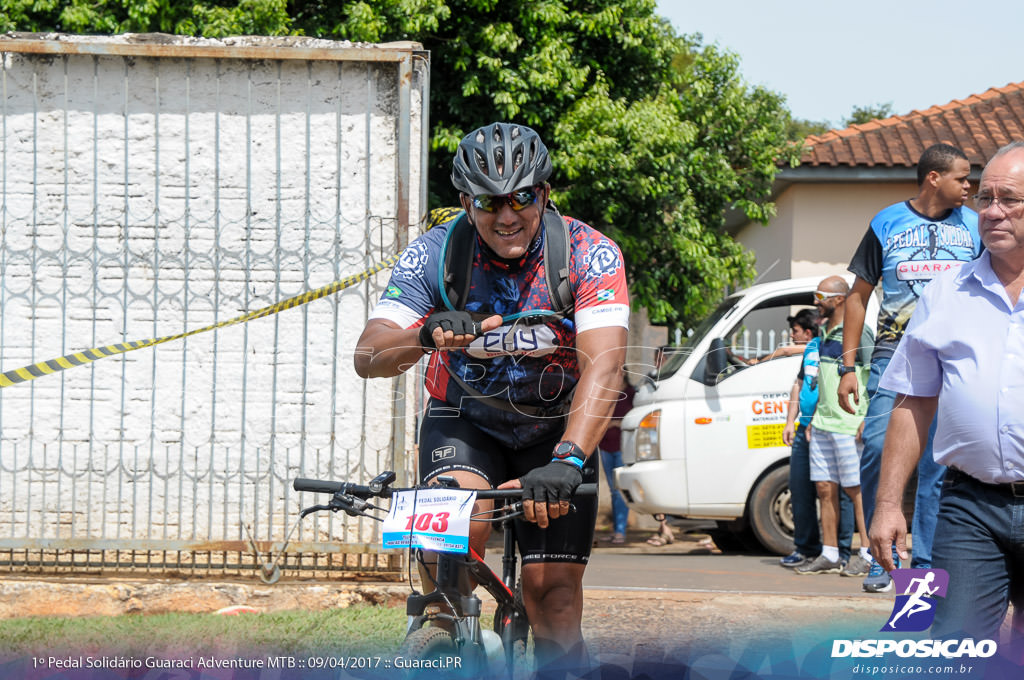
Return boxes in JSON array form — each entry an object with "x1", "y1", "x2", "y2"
[{"x1": 398, "y1": 627, "x2": 461, "y2": 679}]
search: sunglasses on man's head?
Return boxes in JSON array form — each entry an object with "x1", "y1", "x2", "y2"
[{"x1": 471, "y1": 187, "x2": 539, "y2": 213}]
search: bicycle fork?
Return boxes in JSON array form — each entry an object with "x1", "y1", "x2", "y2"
[
  {"x1": 404, "y1": 519, "x2": 524, "y2": 674},
  {"x1": 406, "y1": 550, "x2": 485, "y2": 649}
]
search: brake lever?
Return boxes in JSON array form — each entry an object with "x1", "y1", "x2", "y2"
[
  {"x1": 470, "y1": 501, "x2": 527, "y2": 523},
  {"x1": 299, "y1": 503, "x2": 333, "y2": 519},
  {"x1": 299, "y1": 493, "x2": 373, "y2": 519}
]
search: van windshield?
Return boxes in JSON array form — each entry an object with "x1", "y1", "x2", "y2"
[{"x1": 657, "y1": 296, "x2": 740, "y2": 380}]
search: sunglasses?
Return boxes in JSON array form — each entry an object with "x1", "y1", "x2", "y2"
[
  {"x1": 471, "y1": 187, "x2": 539, "y2": 213},
  {"x1": 813, "y1": 291, "x2": 844, "y2": 301}
]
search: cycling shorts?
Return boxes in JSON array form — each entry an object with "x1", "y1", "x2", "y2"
[{"x1": 418, "y1": 398, "x2": 598, "y2": 565}]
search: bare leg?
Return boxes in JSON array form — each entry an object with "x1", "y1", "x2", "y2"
[
  {"x1": 842, "y1": 485, "x2": 870, "y2": 552},
  {"x1": 816, "y1": 480, "x2": 839, "y2": 548},
  {"x1": 522, "y1": 561, "x2": 589, "y2": 679}
]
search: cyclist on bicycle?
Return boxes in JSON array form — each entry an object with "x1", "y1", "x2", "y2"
[{"x1": 354, "y1": 122, "x2": 629, "y2": 678}]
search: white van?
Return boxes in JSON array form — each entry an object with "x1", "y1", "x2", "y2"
[{"x1": 616, "y1": 276, "x2": 878, "y2": 555}]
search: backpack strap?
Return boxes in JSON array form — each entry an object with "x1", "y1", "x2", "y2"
[
  {"x1": 541, "y1": 207, "x2": 574, "y2": 317},
  {"x1": 439, "y1": 211, "x2": 475, "y2": 311}
]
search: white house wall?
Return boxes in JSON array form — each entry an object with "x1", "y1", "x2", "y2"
[{"x1": 738, "y1": 181, "x2": 920, "y2": 283}]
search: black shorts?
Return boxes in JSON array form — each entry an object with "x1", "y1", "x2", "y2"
[{"x1": 418, "y1": 399, "x2": 598, "y2": 565}]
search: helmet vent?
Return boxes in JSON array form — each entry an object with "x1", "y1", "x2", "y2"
[
  {"x1": 512, "y1": 148, "x2": 523, "y2": 173},
  {"x1": 473, "y1": 149, "x2": 488, "y2": 175}
]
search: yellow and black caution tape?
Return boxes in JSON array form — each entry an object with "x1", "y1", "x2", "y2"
[
  {"x1": 0, "y1": 207, "x2": 463, "y2": 390},
  {"x1": 0, "y1": 254, "x2": 400, "y2": 389}
]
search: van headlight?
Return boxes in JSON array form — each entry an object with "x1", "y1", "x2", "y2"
[{"x1": 635, "y1": 409, "x2": 661, "y2": 461}]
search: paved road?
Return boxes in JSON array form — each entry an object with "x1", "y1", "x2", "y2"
[
  {"x1": 583, "y1": 549, "x2": 876, "y2": 597},
  {"x1": 486, "y1": 531, "x2": 881, "y2": 597},
  {"x1": 480, "y1": 529, "x2": 902, "y2": 675}
]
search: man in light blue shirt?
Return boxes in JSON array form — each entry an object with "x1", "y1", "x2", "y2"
[{"x1": 870, "y1": 142, "x2": 1024, "y2": 657}]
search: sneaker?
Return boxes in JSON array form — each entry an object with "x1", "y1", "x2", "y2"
[
  {"x1": 842, "y1": 554, "x2": 871, "y2": 577},
  {"x1": 795, "y1": 554, "x2": 843, "y2": 575},
  {"x1": 779, "y1": 551, "x2": 808, "y2": 568},
  {"x1": 863, "y1": 555, "x2": 897, "y2": 592}
]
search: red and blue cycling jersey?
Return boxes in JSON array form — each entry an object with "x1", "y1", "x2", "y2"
[{"x1": 369, "y1": 210, "x2": 629, "y2": 448}]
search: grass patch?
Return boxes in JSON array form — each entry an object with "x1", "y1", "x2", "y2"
[{"x1": 0, "y1": 605, "x2": 411, "y2": 658}]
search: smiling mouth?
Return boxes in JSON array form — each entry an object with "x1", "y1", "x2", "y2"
[{"x1": 495, "y1": 228, "x2": 522, "y2": 237}]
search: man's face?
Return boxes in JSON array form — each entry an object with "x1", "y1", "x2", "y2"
[
  {"x1": 977, "y1": 149, "x2": 1024, "y2": 256},
  {"x1": 460, "y1": 185, "x2": 547, "y2": 260},
  {"x1": 932, "y1": 158, "x2": 972, "y2": 209},
  {"x1": 813, "y1": 289, "x2": 844, "y2": 319}
]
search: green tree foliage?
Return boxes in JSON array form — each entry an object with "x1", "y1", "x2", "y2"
[
  {"x1": 555, "y1": 41, "x2": 800, "y2": 324},
  {"x1": 1, "y1": 0, "x2": 293, "y2": 35},
  {"x1": 786, "y1": 116, "x2": 831, "y2": 142},
  {"x1": 2, "y1": 0, "x2": 797, "y2": 327},
  {"x1": 844, "y1": 101, "x2": 895, "y2": 126}
]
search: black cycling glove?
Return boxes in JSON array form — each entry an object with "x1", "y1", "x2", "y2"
[
  {"x1": 418, "y1": 310, "x2": 481, "y2": 350},
  {"x1": 519, "y1": 461, "x2": 583, "y2": 505}
]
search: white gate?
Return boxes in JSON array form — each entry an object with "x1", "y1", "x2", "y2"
[{"x1": 0, "y1": 34, "x2": 428, "y2": 580}]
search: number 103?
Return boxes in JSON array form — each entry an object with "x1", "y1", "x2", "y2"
[{"x1": 404, "y1": 512, "x2": 450, "y2": 532}]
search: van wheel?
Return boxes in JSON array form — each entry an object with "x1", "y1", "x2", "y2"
[{"x1": 748, "y1": 465, "x2": 795, "y2": 556}]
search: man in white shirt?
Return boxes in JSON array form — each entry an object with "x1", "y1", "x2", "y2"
[{"x1": 869, "y1": 142, "x2": 1024, "y2": 657}]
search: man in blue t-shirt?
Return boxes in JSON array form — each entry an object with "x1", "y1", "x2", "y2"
[{"x1": 837, "y1": 143, "x2": 981, "y2": 593}]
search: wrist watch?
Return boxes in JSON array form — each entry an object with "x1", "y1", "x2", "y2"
[
  {"x1": 551, "y1": 441, "x2": 587, "y2": 469},
  {"x1": 837, "y1": 365, "x2": 858, "y2": 377}
]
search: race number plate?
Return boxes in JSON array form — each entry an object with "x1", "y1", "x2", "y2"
[{"x1": 381, "y1": 488, "x2": 477, "y2": 553}]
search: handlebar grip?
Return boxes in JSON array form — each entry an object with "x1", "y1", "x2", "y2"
[{"x1": 293, "y1": 478, "x2": 345, "y2": 494}]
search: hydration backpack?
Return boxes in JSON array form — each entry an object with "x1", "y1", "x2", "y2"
[
  {"x1": 427, "y1": 205, "x2": 578, "y2": 417},
  {"x1": 436, "y1": 207, "x2": 574, "y2": 321}
]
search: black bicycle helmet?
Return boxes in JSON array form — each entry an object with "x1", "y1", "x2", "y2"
[{"x1": 451, "y1": 122, "x2": 552, "y2": 196}]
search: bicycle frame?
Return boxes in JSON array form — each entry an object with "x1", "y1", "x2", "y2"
[
  {"x1": 404, "y1": 490, "x2": 528, "y2": 670},
  {"x1": 293, "y1": 471, "x2": 595, "y2": 677}
]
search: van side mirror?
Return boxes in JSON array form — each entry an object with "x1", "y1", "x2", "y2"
[{"x1": 704, "y1": 338, "x2": 729, "y2": 384}]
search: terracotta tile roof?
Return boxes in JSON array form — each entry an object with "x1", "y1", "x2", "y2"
[{"x1": 799, "y1": 81, "x2": 1024, "y2": 168}]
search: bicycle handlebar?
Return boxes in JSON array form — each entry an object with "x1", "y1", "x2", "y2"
[
  {"x1": 293, "y1": 476, "x2": 597, "y2": 500},
  {"x1": 293, "y1": 478, "x2": 351, "y2": 494}
]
